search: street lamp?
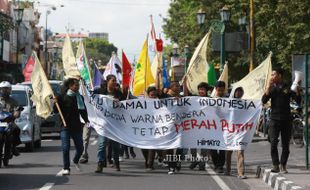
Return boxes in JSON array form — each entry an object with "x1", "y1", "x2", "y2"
[
  {"x1": 13, "y1": 7, "x2": 24, "y2": 65},
  {"x1": 220, "y1": 5, "x2": 231, "y2": 23},
  {"x1": 172, "y1": 43, "x2": 179, "y2": 55},
  {"x1": 196, "y1": 5, "x2": 231, "y2": 72},
  {"x1": 196, "y1": 9, "x2": 206, "y2": 27},
  {"x1": 219, "y1": 5, "x2": 230, "y2": 72},
  {"x1": 44, "y1": 4, "x2": 64, "y2": 75},
  {"x1": 238, "y1": 15, "x2": 247, "y2": 32}
]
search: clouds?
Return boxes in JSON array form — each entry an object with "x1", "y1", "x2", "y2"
[{"x1": 36, "y1": 0, "x2": 170, "y2": 62}]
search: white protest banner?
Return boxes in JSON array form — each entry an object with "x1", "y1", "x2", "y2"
[{"x1": 84, "y1": 92, "x2": 262, "y2": 150}]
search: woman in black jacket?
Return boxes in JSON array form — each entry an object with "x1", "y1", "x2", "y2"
[{"x1": 56, "y1": 78, "x2": 89, "y2": 176}]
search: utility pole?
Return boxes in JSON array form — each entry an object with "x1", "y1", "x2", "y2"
[{"x1": 249, "y1": 0, "x2": 254, "y2": 72}]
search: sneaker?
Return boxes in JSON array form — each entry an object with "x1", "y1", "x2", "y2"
[
  {"x1": 271, "y1": 165, "x2": 280, "y2": 173},
  {"x1": 74, "y1": 163, "x2": 81, "y2": 171},
  {"x1": 224, "y1": 171, "x2": 231, "y2": 176},
  {"x1": 238, "y1": 175, "x2": 247, "y2": 179},
  {"x1": 168, "y1": 168, "x2": 175, "y2": 175},
  {"x1": 119, "y1": 156, "x2": 123, "y2": 162},
  {"x1": 198, "y1": 163, "x2": 206, "y2": 171},
  {"x1": 216, "y1": 167, "x2": 224, "y2": 173},
  {"x1": 79, "y1": 157, "x2": 88, "y2": 164},
  {"x1": 280, "y1": 165, "x2": 288, "y2": 174},
  {"x1": 115, "y1": 165, "x2": 121, "y2": 171},
  {"x1": 189, "y1": 162, "x2": 197, "y2": 170},
  {"x1": 176, "y1": 162, "x2": 181, "y2": 172},
  {"x1": 72, "y1": 161, "x2": 81, "y2": 171},
  {"x1": 12, "y1": 147, "x2": 20, "y2": 157},
  {"x1": 124, "y1": 153, "x2": 129, "y2": 159},
  {"x1": 61, "y1": 169, "x2": 70, "y2": 176},
  {"x1": 95, "y1": 162, "x2": 104, "y2": 173},
  {"x1": 130, "y1": 152, "x2": 136, "y2": 159}
]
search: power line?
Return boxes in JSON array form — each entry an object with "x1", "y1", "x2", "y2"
[{"x1": 64, "y1": 0, "x2": 169, "y2": 6}]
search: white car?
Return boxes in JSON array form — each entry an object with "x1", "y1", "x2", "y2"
[
  {"x1": 21, "y1": 80, "x2": 62, "y2": 134},
  {"x1": 11, "y1": 85, "x2": 41, "y2": 151}
]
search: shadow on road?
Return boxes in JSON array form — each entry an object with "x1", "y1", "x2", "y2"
[{"x1": 0, "y1": 173, "x2": 69, "y2": 189}]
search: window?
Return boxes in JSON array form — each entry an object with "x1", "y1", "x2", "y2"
[{"x1": 11, "y1": 90, "x2": 28, "y2": 107}]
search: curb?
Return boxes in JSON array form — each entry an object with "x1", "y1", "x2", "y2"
[{"x1": 256, "y1": 166, "x2": 306, "y2": 190}]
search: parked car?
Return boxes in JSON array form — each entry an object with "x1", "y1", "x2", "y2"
[
  {"x1": 21, "y1": 80, "x2": 62, "y2": 135},
  {"x1": 11, "y1": 85, "x2": 41, "y2": 151}
]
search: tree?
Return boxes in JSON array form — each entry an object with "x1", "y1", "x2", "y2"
[
  {"x1": 163, "y1": 0, "x2": 310, "y2": 81},
  {"x1": 84, "y1": 38, "x2": 117, "y2": 65}
]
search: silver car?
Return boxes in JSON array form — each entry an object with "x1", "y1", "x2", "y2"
[
  {"x1": 21, "y1": 80, "x2": 62, "y2": 135},
  {"x1": 11, "y1": 85, "x2": 41, "y2": 151}
]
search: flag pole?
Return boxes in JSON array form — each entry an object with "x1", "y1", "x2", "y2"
[
  {"x1": 33, "y1": 51, "x2": 67, "y2": 127},
  {"x1": 82, "y1": 41, "x2": 94, "y2": 90},
  {"x1": 144, "y1": 34, "x2": 149, "y2": 97},
  {"x1": 150, "y1": 14, "x2": 162, "y2": 90}
]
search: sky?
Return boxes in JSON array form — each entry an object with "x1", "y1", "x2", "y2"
[{"x1": 34, "y1": 0, "x2": 171, "y2": 62}]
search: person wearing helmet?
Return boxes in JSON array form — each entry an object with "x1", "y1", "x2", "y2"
[{"x1": 0, "y1": 81, "x2": 22, "y2": 158}]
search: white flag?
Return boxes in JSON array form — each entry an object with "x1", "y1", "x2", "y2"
[{"x1": 103, "y1": 52, "x2": 122, "y2": 84}]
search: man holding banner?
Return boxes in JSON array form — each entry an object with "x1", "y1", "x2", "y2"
[{"x1": 210, "y1": 81, "x2": 227, "y2": 173}]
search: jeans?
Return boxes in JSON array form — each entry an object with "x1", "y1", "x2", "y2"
[
  {"x1": 60, "y1": 129, "x2": 84, "y2": 170},
  {"x1": 97, "y1": 135, "x2": 120, "y2": 166},
  {"x1": 81, "y1": 125, "x2": 91, "y2": 159},
  {"x1": 268, "y1": 119, "x2": 292, "y2": 166}
]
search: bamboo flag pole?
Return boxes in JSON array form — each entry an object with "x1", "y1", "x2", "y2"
[
  {"x1": 33, "y1": 51, "x2": 67, "y2": 127},
  {"x1": 150, "y1": 14, "x2": 163, "y2": 90}
]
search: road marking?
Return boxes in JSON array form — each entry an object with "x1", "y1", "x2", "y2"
[
  {"x1": 39, "y1": 183, "x2": 54, "y2": 190},
  {"x1": 205, "y1": 163, "x2": 231, "y2": 190},
  {"x1": 91, "y1": 139, "x2": 97, "y2": 145}
]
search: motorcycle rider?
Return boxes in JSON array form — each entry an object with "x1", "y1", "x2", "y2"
[{"x1": 0, "y1": 81, "x2": 22, "y2": 158}]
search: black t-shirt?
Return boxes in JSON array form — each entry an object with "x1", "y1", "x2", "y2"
[{"x1": 262, "y1": 83, "x2": 301, "y2": 121}]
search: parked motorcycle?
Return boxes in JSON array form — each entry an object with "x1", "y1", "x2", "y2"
[
  {"x1": 0, "y1": 111, "x2": 14, "y2": 167},
  {"x1": 290, "y1": 102, "x2": 304, "y2": 146}
]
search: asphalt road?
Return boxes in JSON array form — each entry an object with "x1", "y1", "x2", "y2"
[{"x1": 0, "y1": 132, "x2": 272, "y2": 190}]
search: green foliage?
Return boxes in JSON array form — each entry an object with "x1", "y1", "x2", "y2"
[
  {"x1": 84, "y1": 38, "x2": 117, "y2": 65},
  {"x1": 163, "y1": 0, "x2": 310, "y2": 81}
]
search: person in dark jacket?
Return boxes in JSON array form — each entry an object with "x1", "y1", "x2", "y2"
[
  {"x1": 211, "y1": 81, "x2": 227, "y2": 173},
  {"x1": 55, "y1": 78, "x2": 89, "y2": 176},
  {"x1": 262, "y1": 68, "x2": 301, "y2": 173},
  {"x1": 95, "y1": 74, "x2": 123, "y2": 173},
  {"x1": 189, "y1": 82, "x2": 212, "y2": 171}
]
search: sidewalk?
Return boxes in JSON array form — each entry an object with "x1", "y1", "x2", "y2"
[{"x1": 244, "y1": 139, "x2": 310, "y2": 190}]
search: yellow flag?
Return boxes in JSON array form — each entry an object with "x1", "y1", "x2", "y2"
[
  {"x1": 133, "y1": 39, "x2": 155, "y2": 96},
  {"x1": 151, "y1": 52, "x2": 163, "y2": 89},
  {"x1": 230, "y1": 52, "x2": 272, "y2": 99},
  {"x1": 30, "y1": 52, "x2": 54, "y2": 119},
  {"x1": 211, "y1": 63, "x2": 228, "y2": 97},
  {"x1": 185, "y1": 31, "x2": 211, "y2": 95},
  {"x1": 62, "y1": 34, "x2": 80, "y2": 78}
]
